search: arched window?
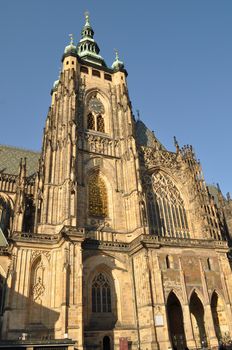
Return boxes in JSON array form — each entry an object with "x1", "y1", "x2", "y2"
[
  {"x1": 88, "y1": 172, "x2": 108, "y2": 218},
  {"x1": 92, "y1": 273, "x2": 112, "y2": 313},
  {"x1": 97, "y1": 115, "x2": 105, "y2": 133},
  {"x1": 166, "y1": 255, "x2": 174, "y2": 269},
  {"x1": 87, "y1": 112, "x2": 95, "y2": 130},
  {"x1": 146, "y1": 173, "x2": 189, "y2": 238},
  {"x1": 207, "y1": 258, "x2": 213, "y2": 271},
  {"x1": 0, "y1": 195, "x2": 11, "y2": 237},
  {"x1": 86, "y1": 96, "x2": 106, "y2": 133}
]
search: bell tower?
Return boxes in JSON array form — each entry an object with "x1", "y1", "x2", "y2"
[{"x1": 35, "y1": 13, "x2": 144, "y2": 240}]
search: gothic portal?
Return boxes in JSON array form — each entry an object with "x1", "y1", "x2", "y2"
[{"x1": 0, "y1": 13, "x2": 232, "y2": 350}]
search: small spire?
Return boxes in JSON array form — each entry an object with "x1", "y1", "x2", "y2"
[
  {"x1": 136, "y1": 109, "x2": 140, "y2": 121},
  {"x1": 114, "y1": 48, "x2": 119, "y2": 61},
  {"x1": 174, "y1": 136, "x2": 180, "y2": 152},
  {"x1": 112, "y1": 48, "x2": 124, "y2": 70},
  {"x1": 69, "y1": 33, "x2": 74, "y2": 45},
  {"x1": 84, "y1": 11, "x2": 90, "y2": 25}
]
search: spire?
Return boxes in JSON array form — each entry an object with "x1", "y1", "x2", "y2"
[
  {"x1": 112, "y1": 49, "x2": 124, "y2": 70},
  {"x1": 77, "y1": 12, "x2": 106, "y2": 66},
  {"x1": 174, "y1": 136, "x2": 180, "y2": 153}
]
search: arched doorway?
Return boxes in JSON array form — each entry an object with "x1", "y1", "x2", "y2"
[
  {"x1": 211, "y1": 291, "x2": 229, "y2": 342},
  {"x1": 167, "y1": 292, "x2": 186, "y2": 349},
  {"x1": 190, "y1": 292, "x2": 207, "y2": 348},
  {"x1": 103, "y1": 336, "x2": 111, "y2": 350}
]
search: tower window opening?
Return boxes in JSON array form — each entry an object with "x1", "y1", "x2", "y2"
[
  {"x1": 97, "y1": 115, "x2": 105, "y2": 133},
  {"x1": 92, "y1": 69, "x2": 101, "y2": 78},
  {"x1": 66, "y1": 61, "x2": 69, "y2": 65},
  {"x1": 87, "y1": 113, "x2": 95, "y2": 130},
  {"x1": 81, "y1": 66, "x2": 88, "y2": 74},
  {"x1": 166, "y1": 255, "x2": 174, "y2": 269},
  {"x1": 92, "y1": 273, "x2": 112, "y2": 313},
  {"x1": 104, "y1": 74, "x2": 112, "y2": 81}
]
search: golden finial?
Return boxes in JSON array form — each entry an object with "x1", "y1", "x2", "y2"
[{"x1": 69, "y1": 33, "x2": 74, "y2": 45}]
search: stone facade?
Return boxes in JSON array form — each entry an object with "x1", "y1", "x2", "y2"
[{"x1": 0, "y1": 14, "x2": 232, "y2": 350}]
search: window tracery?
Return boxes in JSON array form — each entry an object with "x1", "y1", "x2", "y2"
[
  {"x1": 30, "y1": 257, "x2": 46, "y2": 303},
  {"x1": 88, "y1": 172, "x2": 108, "y2": 218},
  {"x1": 86, "y1": 96, "x2": 106, "y2": 133},
  {"x1": 146, "y1": 172, "x2": 189, "y2": 238},
  {"x1": 92, "y1": 273, "x2": 112, "y2": 313}
]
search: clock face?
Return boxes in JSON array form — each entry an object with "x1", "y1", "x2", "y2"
[{"x1": 89, "y1": 97, "x2": 105, "y2": 114}]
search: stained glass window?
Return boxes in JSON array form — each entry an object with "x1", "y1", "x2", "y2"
[
  {"x1": 88, "y1": 172, "x2": 108, "y2": 217},
  {"x1": 92, "y1": 273, "x2": 112, "y2": 313}
]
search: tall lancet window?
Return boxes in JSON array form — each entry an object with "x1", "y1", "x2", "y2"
[
  {"x1": 92, "y1": 273, "x2": 112, "y2": 313},
  {"x1": 86, "y1": 96, "x2": 106, "y2": 133},
  {"x1": 97, "y1": 115, "x2": 105, "y2": 133},
  {"x1": 0, "y1": 195, "x2": 11, "y2": 237},
  {"x1": 88, "y1": 172, "x2": 108, "y2": 218},
  {"x1": 87, "y1": 112, "x2": 95, "y2": 130},
  {"x1": 147, "y1": 172, "x2": 189, "y2": 238}
]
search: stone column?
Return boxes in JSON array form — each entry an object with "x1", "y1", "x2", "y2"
[
  {"x1": 199, "y1": 258, "x2": 218, "y2": 348},
  {"x1": 178, "y1": 257, "x2": 196, "y2": 349}
]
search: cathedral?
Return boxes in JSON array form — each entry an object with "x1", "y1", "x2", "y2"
[{"x1": 0, "y1": 13, "x2": 232, "y2": 350}]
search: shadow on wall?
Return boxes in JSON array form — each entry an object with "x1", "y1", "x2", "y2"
[
  {"x1": 83, "y1": 250, "x2": 119, "y2": 350},
  {"x1": 0, "y1": 273, "x2": 60, "y2": 341}
]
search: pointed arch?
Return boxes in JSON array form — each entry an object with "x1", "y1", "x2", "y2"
[
  {"x1": 166, "y1": 290, "x2": 187, "y2": 349},
  {"x1": 29, "y1": 254, "x2": 50, "y2": 326},
  {"x1": 145, "y1": 171, "x2": 189, "y2": 238},
  {"x1": 167, "y1": 289, "x2": 185, "y2": 307},
  {"x1": 86, "y1": 263, "x2": 118, "y2": 330},
  {"x1": 88, "y1": 170, "x2": 108, "y2": 218},
  {"x1": 92, "y1": 272, "x2": 112, "y2": 313},
  {"x1": 211, "y1": 290, "x2": 229, "y2": 341},
  {"x1": 189, "y1": 290, "x2": 208, "y2": 348},
  {"x1": 0, "y1": 193, "x2": 13, "y2": 237},
  {"x1": 85, "y1": 89, "x2": 110, "y2": 135},
  {"x1": 188, "y1": 288, "x2": 205, "y2": 305}
]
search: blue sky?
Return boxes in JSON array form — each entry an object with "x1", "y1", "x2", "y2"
[{"x1": 0, "y1": 0, "x2": 231, "y2": 195}]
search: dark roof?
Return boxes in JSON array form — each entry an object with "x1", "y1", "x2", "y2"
[
  {"x1": 135, "y1": 120, "x2": 166, "y2": 150},
  {"x1": 0, "y1": 145, "x2": 40, "y2": 176}
]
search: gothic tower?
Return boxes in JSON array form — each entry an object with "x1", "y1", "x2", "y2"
[{"x1": 0, "y1": 14, "x2": 232, "y2": 350}]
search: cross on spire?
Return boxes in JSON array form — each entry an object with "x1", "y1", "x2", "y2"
[{"x1": 69, "y1": 33, "x2": 74, "y2": 45}]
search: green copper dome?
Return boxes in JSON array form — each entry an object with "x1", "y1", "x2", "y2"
[
  {"x1": 112, "y1": 50, "x2": 124, "y2": 71},
  {"x1": 64, "y1": 34, "x2": 77, "y2": 55},
  {"x1": 77, "y1": 12, "x2": 106, "y2": 67}
]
